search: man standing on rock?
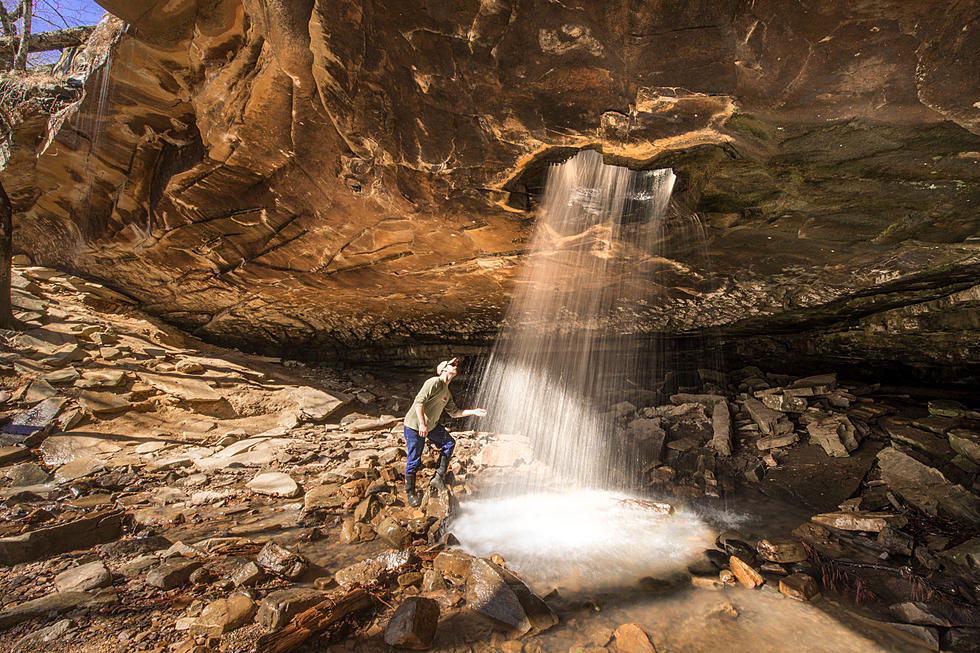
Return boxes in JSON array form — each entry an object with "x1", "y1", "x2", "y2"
[{"x1": 403, "y1": 357, "x2": 486, "y2": 507}]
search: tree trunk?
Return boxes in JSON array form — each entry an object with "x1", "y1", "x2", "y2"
[
  {"x1": 0, "y1": 181, "x2": 13, "y2": 330},
  {"x1": 0, "y1": 4, "x2": 16, "y2": 37},
  {"x1": 0, "y1": 25, "x2": 96, "y2": 57},
  {"x1": 13, "y1": 0, "x2": 31, "y2": 71}
]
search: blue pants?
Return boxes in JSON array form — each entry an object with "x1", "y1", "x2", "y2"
[{"x1": 404, "y1": 424, "x2": 455, "y2": 474}]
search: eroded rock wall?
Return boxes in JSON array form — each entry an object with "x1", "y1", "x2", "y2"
[{"x1": 2, "y1": 1, "x2": 978, "y2": 379}]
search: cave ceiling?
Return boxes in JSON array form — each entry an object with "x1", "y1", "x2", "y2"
[{"x1": 2, "y1": 0, "x2": 979, "y2": 377}]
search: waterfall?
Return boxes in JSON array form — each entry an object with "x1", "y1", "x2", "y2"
[
  {"x1": 475, "y1": 149, "x2": 678, "y2": 493},
  {"x1": 452, "y1": 150, "x2": 719, "y2": 588}
]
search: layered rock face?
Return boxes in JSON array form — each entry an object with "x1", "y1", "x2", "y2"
[{"x1": 2, "y1": 1, "x2": 978, "y2": 380}]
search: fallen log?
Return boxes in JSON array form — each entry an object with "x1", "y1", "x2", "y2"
[
  {"x1": 0, "y1": 25, "x2": 96, "y2": 56},
  {"x1": 252, "y1": 586, "x2": 373, "y2": 653}
]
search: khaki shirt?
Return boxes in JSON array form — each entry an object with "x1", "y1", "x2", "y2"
[{"x1": 404, "y1": 376, "x2": 458, "y2": 431}]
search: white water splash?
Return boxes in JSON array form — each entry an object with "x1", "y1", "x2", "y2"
[{"x1": 451, "y1": 490, "x2": 715, "y2": 589}]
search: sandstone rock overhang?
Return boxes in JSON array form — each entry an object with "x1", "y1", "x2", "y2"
[{"x1": 1, "y1": 1, "x2": 978, "y2": 382}]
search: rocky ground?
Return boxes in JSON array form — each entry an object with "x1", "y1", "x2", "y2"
[{"x1": 1, "y1": 260, "x2": 979, "y2": 653}]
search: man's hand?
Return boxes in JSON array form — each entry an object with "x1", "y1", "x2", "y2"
[
  {"x1": 463, "y1": 408, "x2": 487, "y2": 418},
  {"x1": 419, "y1": 423, "x2": 429, "y2": 438}
]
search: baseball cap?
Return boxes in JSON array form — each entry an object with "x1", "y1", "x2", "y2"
[{"x1": 437, "y1": 357, "x2": 459, "y2": 374}]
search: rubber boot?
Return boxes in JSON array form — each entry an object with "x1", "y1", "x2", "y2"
[
  {"x1": 405, "y1": 472, "x2": 421, "y2": 508},
  {"x1": 429, "y1": 454, "x2": 450, "y2": 493}
]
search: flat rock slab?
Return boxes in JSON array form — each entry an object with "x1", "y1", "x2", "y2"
[
  {"x1": 137, "y1": 372, "x2": 222, "y2": 403},
  {"x1": 40, "y1": 433, "x2": 123, "y2": 465},
  {"x1": 880, "y1": 418, "x2": 953, "y2": 460},
  {"x1": 7, "y1": 462, "x2": 50, "y2": 486},
  {"x1": 0, "y1": 446, "x2": 31, "y2": 467},
  {"x1": 0, "y1": 591, "x2": 95, "y2": 628},
  {"x1": 289, "y1": 386, "x2": 350, "y2": 421},
  {"x1": 77, "y1": 391, "x2": 132, "y2": 416},
  {"x1": 54, "y1": 456, "x2": 106, "y2": 482},
  {"x1": 1, "y1": 397, "x2": 66, "y2": 444},
  {"x1": 247, "y1": 472, "x2": 301, "y2": 498},
  {"x1": 761, "y1": 441, "x2": 883, "y2": 512},
  {"x1": 877, "y1": 447, "x2": 980, "y2": 527},
  {"x1": 54, "y1": 560, "x2": 112, "y2": 592},
  {"x1": 948, "y1": 429, "x2": 980, "y2": 466},
  {"x1": 743, "y1": 397, "x2": 781, "y2": 435},
  {"x1": 811, "y1": 510, "x2": 906, "y2": 533},
  {"x1": 0, "y1": 508, "x2": 125, "y2": 564}
]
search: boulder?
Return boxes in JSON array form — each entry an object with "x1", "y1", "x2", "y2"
[
  {"x1": 939, "y1": 538, "x2": 980, "y2": 570},
  {"x1": 384, "y1": 596, "x2": 440, "y2": 649},
  {"x1": 137, "y1": 372, "x2": 223, "y2": 403},
  {"x1": 877, "y1": 527, "x2": 914, "y2": 556},
  {"x1": 304, "y1": 484, "x2": 344, "y2": 510},
  {"x1": 231, "y1": 561, "x2": 265, "y2": 587},
  {"x1": 612, "y1": 623, "x2": 656, "y2": 653},
  {"x1": 335, "y1": 550, "x2": 414, "y2": 586},
  {"x1": 464, "y1": 558, "x2": 557, "y2": 636},
  {"x1": 54, "y1": 456, "x2": 106, "y2": 483},
  {"x1": 948, "y1": 429, "x2": 980, "y2": 466},
  {"x1": 119, "y1": 555, "x2": 161, "y2": 578},
  {"x1": 376, "y1": 517, "x2": 412, "y2": 549},
  {"x1": 256, "y1": 541, "x2": 308, "y2": 579},
  {"x1": 101, "y1": 535, "x2": 173, "y2": 557},
  {"x1": 806, "y1": 415, "x2": 858, "y2": 457},
  {"x1": 12, "y1": 618, "x2": 73, "y2": 650},
  {"x1": 257, "y1": 588, "x2": 327, "y2": 629},
  {"x1": 628, "y1": 418, "x2": 667, "y2": 463},
  {"x1": 246, "y1": 471, "x2": 302, "y2": 498},
  {"x1": 743, "y1": 397, "x2": 781, "y2": 435},
  {"x1": 190, "y1": 594, "x2": 257, "y2": 637},
  {"x1": 728, "y1": 556, "x2": 764, "y2": 588},
  {"x1": 779, "y1": 574, "x2": 820, "y2": 601},
  {"x1": 421, "y1": 569, "x2": 447, "y2": 592},
  {"x1": 146, "y1": 558, "x2": 203, "y2": 589},
  {"x1": 761, "y1": 393, "x2": 808, "y2": 413},
  {"x1": 927, "y1": 400, "x2": 972, "y2": 419},
  {"x1": 756, "y1": 538, "x2": 807, "y2": 564},
  {"x1": 756, "y1": 433, "x2": 798, "y2": 450},
  {"x1": 54, "y1": 560, "x2": 112, "y2": 592},
  {"x1": 290, "y1": 386, "x2": 350, "y2": 421},
  {"x1": 433, "y1": 550, "x2": 473, "y2": 578},
  {"x1": 877, "y1": 447, "x2": 980, "y2": 527}
]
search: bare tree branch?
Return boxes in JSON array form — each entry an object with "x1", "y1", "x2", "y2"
[{"x1": 0, "y1": 23, "x2": 93, "y2": 57}]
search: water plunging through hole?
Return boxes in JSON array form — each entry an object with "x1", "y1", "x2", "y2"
[{"x1": 452, "y1": 150, "x2": 718, "y2": 587}]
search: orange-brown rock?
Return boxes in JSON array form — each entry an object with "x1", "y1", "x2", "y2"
[
  {"x1": 1, "y1": 2, "x2": 978, "y2": 380},
  {"x1": 613, "y1": 622, "x2": 657, "y2": 653},
  {"x1": 728, "y1": 555, "x2": 764, "y2": 589}
]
